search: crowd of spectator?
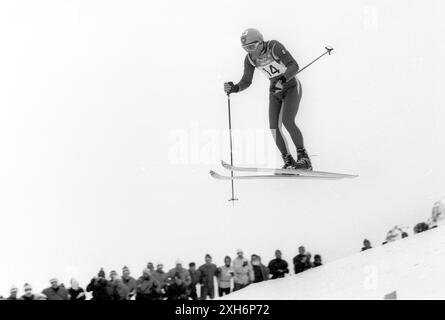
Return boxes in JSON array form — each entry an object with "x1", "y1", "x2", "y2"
[
  {"x1": 360, "y1": 197, "x2": 445, "y2": 251},
  {"x1": 0, "y1": 247, "x2": 323, "y2": 301},
  {"x1": 4, "y1": 198, "x2": 443, "y2": 301}
]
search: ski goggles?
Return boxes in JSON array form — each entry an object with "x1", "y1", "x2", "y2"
[{"x1": 242, "y1": 41, "x2": 261, "y2": 51}]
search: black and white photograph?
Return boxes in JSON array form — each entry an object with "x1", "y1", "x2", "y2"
[{"x1": 1, "y1": 0, "x2": 445, "y2": 313}]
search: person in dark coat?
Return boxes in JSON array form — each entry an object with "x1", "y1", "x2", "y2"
[
  {"x1": 151, "y1": 263, "x2": 168, "y2": 300},
  {"x1": 68, "y1": 278, "x2": 86, "y2": 300},
  {"x1": 293, "y1": 246, "x2": 308, "y2": 274},
  {"x1": 135, "y1": 268, "x2": 160, "y2": 301},
  {"x1": 86, "y1": 268, "x2": 112, "y2": 300},
  {"x1": 188, "y1": 262, "x2": 201, "y2": 300},
  {"x1": 361, "y1": 239, "x2": 372, "y2": 252},
  {"x1": 313, "y1": 254, "x2": 323, "y2": 267},
  {"x1": 198, "y1": 254, "x2": 217, "y2": 300},
  {"x1": 268, "y1": 250, "x2": 289, "y2": 279},
  {"x1": 109, "y1": 270, "x2": 130, "y2": 300},
  {"x1": 42, "y1": 278, "x2": 70, "y2": 300},
  {"x1": 299, "y1": 253, "x2": 313, "y2": 271},
  {"x1": 121, "y1": 266, "x2": 137, "y2": 299},
  {"x1": 167, "y1": 260, "x2": 192, "y2": 287},
  {"x1": 414, "y1": 222, "x2": 429, "y2": 234},
  {"x1": 251, "y1": 255, "x2": 270, "y2": 283},
  {"x1": 167, "y1": 273, "x2": 188, "y2": 300},
  {"x1": 21, "y1": 283, "x2": 45, "y2": 300}
]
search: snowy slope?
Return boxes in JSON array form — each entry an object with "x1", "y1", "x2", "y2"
[{"x1": 221, "y1": 227, "x2": 445, "y2": 300}]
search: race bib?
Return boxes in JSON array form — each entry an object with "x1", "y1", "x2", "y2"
[{"x1": 258, "y1": 61, "x2": 287, "y2": 79}]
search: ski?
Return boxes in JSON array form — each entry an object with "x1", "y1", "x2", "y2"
[
  {"x1": 210, "y1": 170, "x2": 342, "y2": 180},
  {"x1": 221, "y1": 160, "x2": 358, "y2": 179}
]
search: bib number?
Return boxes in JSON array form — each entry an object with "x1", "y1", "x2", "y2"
[
  {"x1": 262, "y1": 65, "x2": 280, "y2": 77},
  {"x1": 259, "y1": 61, "x2": 286, "y2": 79}
]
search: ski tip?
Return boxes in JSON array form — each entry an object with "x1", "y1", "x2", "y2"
[
  {"x1": 210, "y1": 170, "x2": 229, "y2": 180},
  {"x1": 209, "y1": 170, "x2": 221, "y2": 178},
  {"x1": 221, "y1": 160, "x2": 229, "y2": 167}
]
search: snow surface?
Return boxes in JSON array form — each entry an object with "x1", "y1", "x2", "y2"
[{"x1": 221, "y1": 226, "x2": 445, "y2": 300}]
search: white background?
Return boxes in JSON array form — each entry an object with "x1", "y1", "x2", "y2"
[{"x1": 0, "y1": 0, "x2": 444, "y2": 295}]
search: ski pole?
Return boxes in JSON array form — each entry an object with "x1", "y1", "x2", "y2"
[
  {"x1": 297, "y1": 46, "x2": 334, "y2": 75},
  {"x1": 227, "y1": 93, "x2": 238, "y2": 202}
]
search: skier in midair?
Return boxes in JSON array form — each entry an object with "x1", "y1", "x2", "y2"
[{"x1": 224, "y1": 28, "x2": 312, "y2": 170}]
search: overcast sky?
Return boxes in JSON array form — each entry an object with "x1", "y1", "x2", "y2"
[{"x1": 0, "y1": 0, "x2": 445, "y2": 294}]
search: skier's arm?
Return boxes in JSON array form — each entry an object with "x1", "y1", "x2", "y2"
[
  {"x1": 235, "y1": 55, "x2": 255, "y2": 92},
  {"x1": 224, "y1": 55, "x2": 255, "y2": 94},
  {"x1": 272, "y1": 41, "x2": 299, "y2": 81}
]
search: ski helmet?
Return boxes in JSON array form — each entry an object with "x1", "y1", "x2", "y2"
[{"x1": 240, "y1": 28, "x2": 263, "y2": 46}]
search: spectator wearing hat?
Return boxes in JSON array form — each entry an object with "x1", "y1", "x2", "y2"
[
  {"x1": 135, "y1": 268, "x2": 160, "y2": 301},
  {"x1": 166, "y1": 273, "x2": 188, "y2": 300},
  {"x1": 152, "y1": 263, "x2": 168, "y2": 299},
  {"x1": 216, "y1": 256, "x2": 234, "y2": 297},
  {"x1": 268, "y1": 250, "x2": 289, "y2": 279},
  {"x1": 68, "y1": 278, "x2": 86, "y2": 300},
  {"x1": 121, "y1": 266, "x2": 137, "y2": 299},
  {"x1": 6, "y1": 286, "x2": 20, "y2": 300},
  {"x1": 251, "y1": 255, "x2": 270, "y2": 283},
  {"x1": 233, "y1": 249, "x2": 253, "y2": 291},
  {"x1": 198, "y1": 254, "x2": 217, "y2": 300},
  {"x1": 21, "y1": 283, "x2": 45, "y2": 300},
  {"x1": 42, "y1": 278, "x2": 70, "y2": 300},
  {"x1": 313, "y1": 254, "x2": 323, "y2": 267},
  {"x1": 167, "y1": 259, "x2": 192, "y2": 287},
  {"x1": 87, "y1": 268, "x2": 112, "y2": 300},
  {"x1": 188, "y1": 262, "x2": 201, "y2": 300}
]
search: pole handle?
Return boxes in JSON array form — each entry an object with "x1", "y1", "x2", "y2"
[
  {"x1": 325, "y1": 46, "x2": 334, "y2": 55},
  {"x1": 296, "y1": 46, "x2": 334, "y2": 75}
]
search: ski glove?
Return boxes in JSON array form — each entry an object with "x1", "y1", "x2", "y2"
[
  {"x1": 271, "y1": 76, "x2": 287, "y2": 94},
  {"x1": 224, "y1": 81, "x2": 239, "y2": 94}
]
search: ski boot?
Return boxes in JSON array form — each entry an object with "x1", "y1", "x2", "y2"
[
  {"x1": 295, "y1": 148, "x2": 313, "y2": 171},
  {"x1": 282, "y1": 153, "x2": 298, "y2": 169}
]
